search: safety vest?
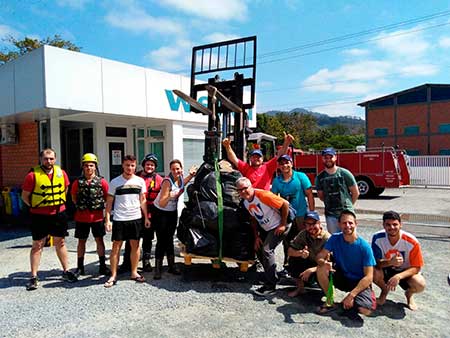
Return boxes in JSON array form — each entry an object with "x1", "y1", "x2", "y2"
[
  {"x1": 31, "y1": 165, "x2": 66, "y2": 208},
  {"x1": 144, "y1": 174, "x2": 162, "y2": 206},
  {"x1": 76, "y1": 176, "x2": 105, "y2": 211}
]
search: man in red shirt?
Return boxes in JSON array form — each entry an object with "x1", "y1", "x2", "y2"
[
  {"x1": 222, "y1": 132, "x2": 294, "y2": 190},
  {"x1": 21, "y1": 148, "x2": 78, "y2": 291},
  {"x1": 71, "y1": 153, "x2": 110, "y2": 276}
]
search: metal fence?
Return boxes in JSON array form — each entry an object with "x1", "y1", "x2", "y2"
[{"x1": 408, "y1": 155, "x2": 450, "y2": 186}]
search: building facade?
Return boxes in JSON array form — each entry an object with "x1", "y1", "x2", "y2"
[
  {"x1": 358, "y1": 84, "x2": 450, "y2": 155},
  {"x1": 0, "y1": 46, "x2": 256, "y2": 188}
]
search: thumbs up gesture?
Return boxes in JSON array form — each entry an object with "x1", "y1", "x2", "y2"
[
  {"x1": 299, "y1": 245, "x2": 309, "y2": 259},
  {"x1": 390, "y1": 252, "x2": 404, "y2": 267}
]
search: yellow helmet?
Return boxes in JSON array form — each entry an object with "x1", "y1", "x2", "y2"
[{"x1": 81, "y1": 153, "x2": 98, "y2": 164}]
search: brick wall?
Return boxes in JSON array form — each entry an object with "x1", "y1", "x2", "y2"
[
  {"x1": 366, "y1": 107, "x2": 395, "y2": 136},
  {"x1": 0, "y1": 122, "x2": 39, "y2": 187},
  {"x1": 430, "y1": 101, "x2": 450, "y2": 133},
  {"x1": 396, "y1": 104, "x2": 428, "y2": 134}
]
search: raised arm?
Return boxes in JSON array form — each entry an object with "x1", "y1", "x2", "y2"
[
  {"x1": 222, "y1": 138, "x2": 239, "y2": 167},
  {"x1": 276, "y1": 132, "x2": 295, "y2": 157}
]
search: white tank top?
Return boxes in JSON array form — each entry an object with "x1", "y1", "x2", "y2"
[{"x1": 154, "y1": 174, "x2": 184, "y2": 211}]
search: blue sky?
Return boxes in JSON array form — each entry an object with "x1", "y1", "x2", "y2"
[{"x1": 1, "y1": 0, "x2": 450, "y2": 118}]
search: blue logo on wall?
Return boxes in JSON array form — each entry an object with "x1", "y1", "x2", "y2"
[{"x1": 165, "y1": 89, "x2": 253, "y2": 120}]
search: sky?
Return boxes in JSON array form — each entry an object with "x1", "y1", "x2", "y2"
[{"x1": 1, "y1": 0, "x2": 450, "y2": 118}]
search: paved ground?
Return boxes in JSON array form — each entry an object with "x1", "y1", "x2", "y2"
[{"x1": 0, "y1": 187, "x2": 449, "y2": 338}]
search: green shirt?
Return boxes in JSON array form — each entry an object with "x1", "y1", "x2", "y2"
[
  {"x1": 315, "y1": 167, "x2": 357, "y2": 218},
  {"x1": 290, "y1": 228, "x2": 331, "y2": 263}
]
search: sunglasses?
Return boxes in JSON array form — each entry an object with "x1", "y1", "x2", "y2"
[{"x1": 237, "y1": 186, "x2": 250, "y2": 192}]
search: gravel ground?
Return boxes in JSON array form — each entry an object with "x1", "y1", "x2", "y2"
[{"x1": 1, "y1": 188, "x2": 449, "y2": 338}]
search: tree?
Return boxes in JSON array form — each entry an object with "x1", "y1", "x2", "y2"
[{"x1": 0, "y1": 35, "x2": 81, "y2": 64}]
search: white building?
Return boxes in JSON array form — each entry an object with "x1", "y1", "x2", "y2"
[{"x1": 0, "y1": 45, "x2": 254, "y2": 186}]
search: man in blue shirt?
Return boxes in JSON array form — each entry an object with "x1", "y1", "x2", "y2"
[
  {"x1": 315, "y1": 210, "x2": 376, "y2": 315},
  {"x1": 271, "y1": 154, "x2": 315, "y2": 269}
]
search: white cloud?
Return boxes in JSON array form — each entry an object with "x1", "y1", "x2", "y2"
[
  {"x1": 146, "y1": 39, "x2": 191, "y2": 72},
  {"x1": 56, "y1": 0, "x2": 91, "y2": 9},
  {"x1": 302, "y1": 60, "x2": 392, "y2": 95},
  {"x1": 438, "y1": 36, "x2": 450, "y2": 48},
  {"x1": 203, "y1": 33, "x2": 240, "y2": 44},
  {"x1": 308, "y1": 101, "x2": 364, "y2": 118},
  {"x1": 374, "y1": 27, "x2": 429, "y2": 58},
  {"x1": 0, "y1": 24, "x2": 20, "y2": 40},
  {"x1": 398, "y1": 64, "x2": 439, "y2": 77},
  {"x1": 160, "y1": 0, "x2": 248, "y2": 21},
  {"x1": 342, "y1": 48, "x2": 369, "y2": 57},
  {"x1": 105, "y1": 6, "x2": 183, "y2": 36}
]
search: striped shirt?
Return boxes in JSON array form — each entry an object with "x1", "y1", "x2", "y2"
[{"x1": 243, "y1": 189, "x2": 285, "y2": 231}]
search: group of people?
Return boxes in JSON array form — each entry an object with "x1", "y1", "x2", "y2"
[
  {"x1": 230, "y1": 135, "x2": 425, "y2": 314},
  {"x1": 22, "y1": 148, "x2": 196, "y2": 290},
  {"x1": 22, "y1": 140, "x2": 426, "y2": 315}
]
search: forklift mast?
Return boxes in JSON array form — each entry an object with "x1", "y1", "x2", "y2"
[{"x1": 189, "y1": 36, "x2": 257, "y2": 164}]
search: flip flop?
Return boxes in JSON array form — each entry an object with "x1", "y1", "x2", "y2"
[
  {"x1": 104, "y1": 279, "x2": 117, "y2": 288},
  {"x1": 316, "y1": 303, "x2": 338, "y2": 315},
  {"x1": 131, "y1": 275, "x2": 146, "y2": 283}
]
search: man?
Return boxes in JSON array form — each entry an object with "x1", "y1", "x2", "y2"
[
  {"x1": 287, "y1": 211, "x2": 330, "y2": 297},
  {"x1": 315, "y1": 147, "x2": 359, "y2": 234},
  {"x1": 316, "y1": 210, "x2": 376, "y2": 316},
  {"x1": 223, "y1": 132, "x2": 294, "y2": 190},
  {"x1": 104, "y1": 155, "x2": 150, "y2": 288},
  {"x1": 21, "y1": 148, "x2": 78, "y2": 290},
  {"x1": 271, "y1": 154, "x2": 315, "y2": 270},
  {"x1": 372, "y1": 210, "x2": 425, "y2": 310},
  {"x1": 236, "y1": 177, "x2": 290, "y2": 296},
  {"x1": 71, "y1": 153, "x2": 109, "y2": 276}
]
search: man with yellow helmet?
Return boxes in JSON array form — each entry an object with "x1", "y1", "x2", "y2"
[
  {"x1": 21, "y1": 148, "x2": 78, "y2": 290},
  {"x1": 70, "y1": 153, "x2": 110, "y2": 276}
]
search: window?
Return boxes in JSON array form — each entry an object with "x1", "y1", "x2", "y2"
[
  {"x1": 431, "y1": 86, "x2": 450, "y2": 101},
  {"x1": 39, "y1": 120, "x2": 51, "y2": 149},
  {"x1": 135, "y1": 127, "x2": 165, "y2": 173},
  {"x1": 397, "y1": 88, "x2": 427, "y2": 105},
  {"x1": 183, "y1": 139, "x2": 203, "y2": 175},
  {"x1": 106, "y1": 127, "x2": 127, "y2": 137},
  {"x1": 374, "y1": 128, "x2": 388, "y2": 136},
  {"x1": 404, "y1": 126, "x2": 419, "y2": 136},
  {"x1": 406, "y1": 149, "x2": 420, "y2": 155},
  {"x1": 439, "y1": 149, "x2": 450, "y2": 155},
  {"x1": 369, "y1": 97, "x2": 394, "y2": 108},
  {"x1": 439, "y1": 124, "x2": 450, "y2": 134}
]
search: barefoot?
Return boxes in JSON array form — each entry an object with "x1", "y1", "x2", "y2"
[
  {"x1": 358, "y1": 306, "x2": 372, "y2": 316},
  {"x1": 376, "y1": 291, "x2": 388, "y2": 306},
  {"x1": 288, "y1": 287, "x2": 305, "y2": 297},
  {"x1": 405, "y1": 291, "x2": 418, "y2": 310}
]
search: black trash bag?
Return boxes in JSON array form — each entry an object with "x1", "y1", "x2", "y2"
[
  {"x1": 223, "y1": 229, "x2": 255, "y2": 261},
  {"x1": 192, "y1": 162, "x2": 214, "y2": 191},
  {"x1": 177, "y1": 208, "x2": 194, "y2": 244},
  {"x1": 199, "y1": 170, "x2": 242, "y2": 208},
  {"x1": 186, "y1": 228, "x2": 219, "y2": 257},
  {"x1": 191, "y1": 201, "x2": 218, "y2": 230}
]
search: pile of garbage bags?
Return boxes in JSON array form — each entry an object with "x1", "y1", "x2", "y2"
[{"x1": 177, "y1": 161, "x2": 255, "y2": 261}]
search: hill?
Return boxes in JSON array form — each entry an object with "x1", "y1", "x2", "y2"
[{"x1": 263, "y1": 108, "x2": 365, "y2": 130}]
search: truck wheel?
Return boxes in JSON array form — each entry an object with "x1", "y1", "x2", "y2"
[
  {"x1": 356, "y1": 177, "x2": 373, "y2": 198},
  {"x1": 372, "y1": 187, "x2": 385, "y2": 197}
]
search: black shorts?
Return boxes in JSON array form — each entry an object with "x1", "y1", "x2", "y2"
[
  {"x1": 111, "y1": 218, "x2": 142, "y2": 241},
  {"x1": 383, "y1": 268, "x2": 410, "y2": 290},
  {"x1": 30, "y1": 212, "x2": 68, "y2": 241},
  {"x1": 333, "y1": 267, "x2": 376, "y2": 311},
  {"x1": 287, "y1": 257, "x2": 316, "y2": 283},
  {"x1": 75, "y1": 221, "x2": 106, "y2": 239}
]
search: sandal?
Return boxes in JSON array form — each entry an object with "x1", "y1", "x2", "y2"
[
  {"x1": 104, "y1": 279, "x2": 117, "y2": 288},
  {"x1": 131, "y1": 275, "x2": 146, "y2": 283},
  {"x1": 316, "y1": 303, "x2": 338, "y2": 315}
]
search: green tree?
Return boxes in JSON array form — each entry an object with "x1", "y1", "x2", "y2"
[{"x1": 0, "y1": 35, "x2": 81, "y2": 64}]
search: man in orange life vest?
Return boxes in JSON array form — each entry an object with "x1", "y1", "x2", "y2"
[{"x1": 22, "y1": 148, "x2": 78, "y2": 291}]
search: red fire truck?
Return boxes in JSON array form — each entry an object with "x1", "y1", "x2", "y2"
[{"x1": 248, "y1": 133, "x2": 411, "y2": 197}]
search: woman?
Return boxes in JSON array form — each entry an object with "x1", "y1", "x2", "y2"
[{"x1": 153, "y1": 159, "x2": 197, "y2": 279}]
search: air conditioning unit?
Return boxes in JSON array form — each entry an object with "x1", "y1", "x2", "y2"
[{"x1": 0, "y1": 124, "x2": 18, "y2": 145}]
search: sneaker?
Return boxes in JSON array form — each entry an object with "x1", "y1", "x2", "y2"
[
  {"x1": 253, "y1": 284, "x2": 276, "y2": 297},
  {"x1": 98, "y1": 265, "x2": 111, "y2": 276},
  {"x1": 277, "y1": 268, "x2": 290, "y2": 279},
  {"x1": 26, "y1": 277, "x2": 39, "y2": 291},
  {"x1": 62, "y1": 270, "x2": 78, "y2": 283},
  {"x1": 74, "y1": 267, "x2": 85, "y2": 277}
]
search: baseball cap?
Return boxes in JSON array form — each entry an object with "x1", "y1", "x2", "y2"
[
  {"x1": 249, "y1": 149, "x2": 263, "y2": 157},
  {"x1": 277, "y1": 154, "x2": 292, "y2": 162},
  {"x1": 304, "y1": 210, "x2": 320, "y2": 221},
  {"x1": 321, "y1": 147, "x2": 336, "y2": 156}
]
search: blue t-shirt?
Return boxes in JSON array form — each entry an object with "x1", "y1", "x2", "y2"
[
  {"x1": 271, "y1": 171, "x2": 311, "y2": 217},
  {"x1": 324, "y1": 233, "x2": 376, "y2": 281}
]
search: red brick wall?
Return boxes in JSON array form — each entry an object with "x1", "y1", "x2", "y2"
[
  {"x1": 430, "y1": 101, "x2": 450, "y2": 133},
  {"x1": 0, "y1": 122, "x2": 39, "y2": 187},
  {"x1": 430, "y1": 135, "x2": 450, "y2": 154},
  {"x1": 367, "y1": 136, "x2": 395, "y2": 148},
  {"x1": 396, "y1": 104, "x2": 428, "y2": 134},
  {"x1": 396, "y1": 136, "x2": 428, "y2": 154},
  {"x1": 366, "y1": 107, "x2": 395, "y2": 136}
]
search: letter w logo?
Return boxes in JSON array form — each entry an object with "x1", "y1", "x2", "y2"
[{"x1": 165, "y1": 90, "x2": 190, "y2": 112}]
